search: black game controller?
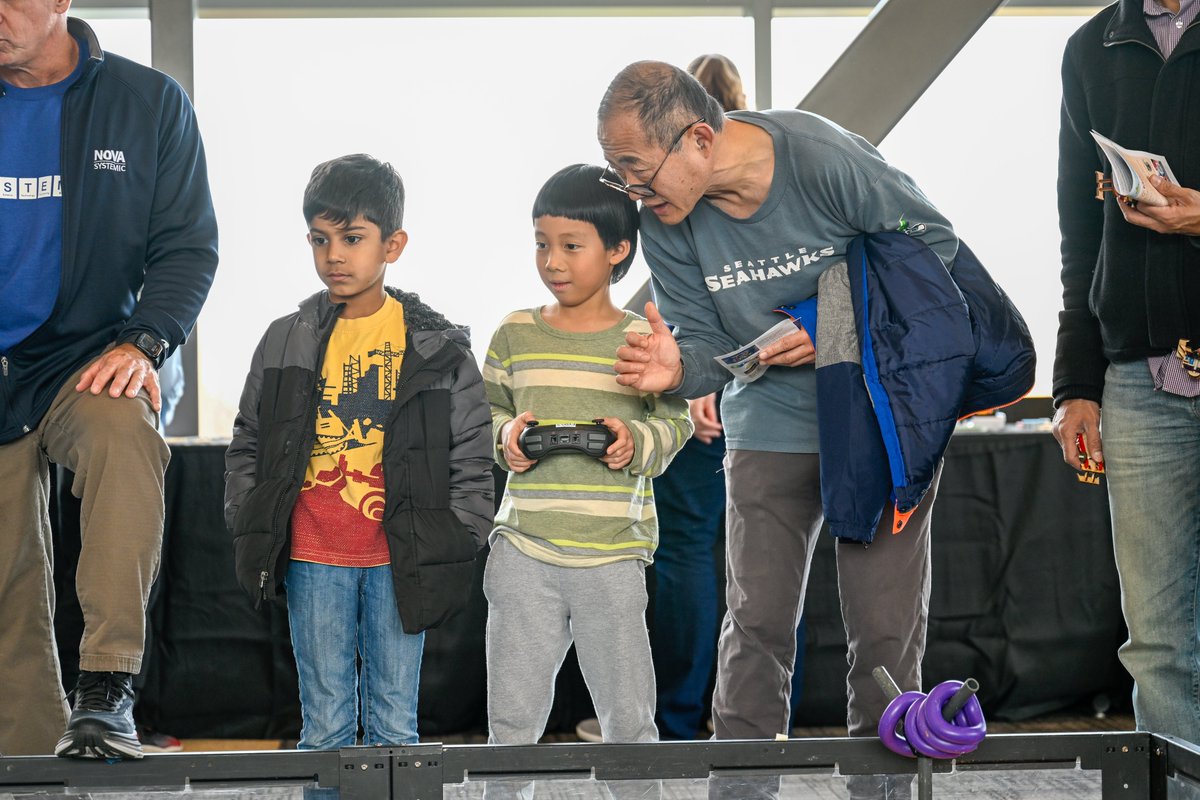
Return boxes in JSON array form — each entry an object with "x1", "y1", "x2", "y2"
[{"x1": 518, "y1": 419, "x2": 616, "y2": 461}]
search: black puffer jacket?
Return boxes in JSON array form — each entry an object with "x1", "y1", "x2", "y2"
[
  {"x1": 224, "y1": 288, "x2": 494, "y2": 633},
  {"x1": 1055, "y1": 0, "x2": 1200, "y2": 405}
]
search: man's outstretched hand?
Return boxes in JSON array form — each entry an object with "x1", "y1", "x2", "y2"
[{"x1": 614, "y1": 302, "x2": 684, "y2": 393}]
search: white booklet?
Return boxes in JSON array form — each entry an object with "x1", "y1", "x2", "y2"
[
  {"x1": 714, "y1": 317, "x2": 803, "y2": 383},
  {"x1": 1090, "y1": 130, "x2": 1179, "y2": 207}
]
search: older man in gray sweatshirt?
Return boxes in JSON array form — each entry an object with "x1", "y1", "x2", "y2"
[{"x1": 599, "y1": 60, "x2": 957, "y2": 799}]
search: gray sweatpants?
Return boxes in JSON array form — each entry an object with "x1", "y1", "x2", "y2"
[
  {"x1": 484, "y1": 535, "x2": 659, "y2": 744},
  {"x1": 713, "y1": 449, "x2": 940, "y2": 740},
  {"x1": 483, "y1": 537, "x2": 660, "y2": 800}
]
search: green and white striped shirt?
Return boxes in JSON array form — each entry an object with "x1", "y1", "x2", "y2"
[{"x1": 483, "y1": 308, "x2": 693, "y2": 567}]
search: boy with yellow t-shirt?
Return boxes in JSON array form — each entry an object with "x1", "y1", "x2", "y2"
[{"x1": 224, "y1": 154, "x2": 493, "y2": 748}]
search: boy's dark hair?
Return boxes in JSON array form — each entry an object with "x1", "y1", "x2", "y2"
[
  {"x1": 303, "y1": 154, "x2": 405, "y2": 235},
  {"x1": 532, "y1": 164, "x2": 639, "y2": 284}
]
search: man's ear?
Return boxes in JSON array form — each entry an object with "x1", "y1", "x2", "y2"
[
  {"x1": 693, "y1": 121, "x2": 716, "y2": 155},
  {"x1": 608, "y1": 239, "x2": 631, "y2": 265},
  {"x1": 386, "y1": 229, "x2": 409, "y2": 263}
]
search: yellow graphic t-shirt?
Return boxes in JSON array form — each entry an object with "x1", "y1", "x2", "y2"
[{"x1": 290, "y1": 296, "x2": 405, "y2": 567}]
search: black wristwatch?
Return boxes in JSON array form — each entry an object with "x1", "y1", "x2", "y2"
[{"x1": 128, "y1": 332, "x2": 169, "y2": 369}]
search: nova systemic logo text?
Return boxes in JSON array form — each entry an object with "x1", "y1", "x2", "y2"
[{"x1": 93, "y1": 149, "x2": 126, "y2": 172}]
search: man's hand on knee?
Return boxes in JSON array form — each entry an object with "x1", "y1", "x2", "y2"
[{"x1": 75, "y1": 344, "x2": 162, "y2": 412}]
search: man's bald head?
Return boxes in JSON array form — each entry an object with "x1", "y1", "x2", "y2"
[{"x1": 598, "y1": 60, "x2": 725, "y2": 151}]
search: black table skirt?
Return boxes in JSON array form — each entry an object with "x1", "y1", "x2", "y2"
[{"x1": 123, "y1": 431, "x2": 1124, "y2": 738}]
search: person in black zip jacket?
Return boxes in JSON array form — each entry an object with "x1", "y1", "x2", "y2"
[
  {"x1": 0, "y1": 6, "x2": 217, "y2": 759},
  {"x1": 223, "y1": 154, "x2": 493, "y2": 749},
  {"x1": 1051, "y1": 0, "x2": 1200, "y2": 746}
]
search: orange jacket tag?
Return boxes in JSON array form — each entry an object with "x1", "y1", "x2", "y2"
[{"x1": 892, "y1": 504, "x2": 917, "y2": 535}]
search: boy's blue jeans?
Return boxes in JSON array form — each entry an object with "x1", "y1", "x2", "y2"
[
  {"x1": 1103, "y1": 359, "x2": 1200, "y2": 745},
  {"x1": 285, "y1": 560, "x2": 424, "y2": 749}
]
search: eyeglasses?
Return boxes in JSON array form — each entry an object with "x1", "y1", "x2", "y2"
[{"x1": 599, "y1": 117, "x2": 705, "y2": 199}]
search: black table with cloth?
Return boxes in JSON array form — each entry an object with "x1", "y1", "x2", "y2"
[{"x1": 126, "y1": 431, "x2": 1127, "y2": 739}]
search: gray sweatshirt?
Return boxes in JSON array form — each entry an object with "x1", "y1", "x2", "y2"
[{"x1": 643, "y1": 109, "x2": 958, "y2": 453}]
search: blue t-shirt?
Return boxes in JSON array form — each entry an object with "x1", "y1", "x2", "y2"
[{"x1": 0, "y1": 38, "x2": 87, "y2": 352}]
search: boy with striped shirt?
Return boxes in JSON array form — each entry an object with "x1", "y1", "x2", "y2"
[{"x1": 482, "y1": 164, "x2": 693, "y2": 752}]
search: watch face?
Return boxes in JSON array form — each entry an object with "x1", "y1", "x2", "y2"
[{"x1": 134, "y1": 334, "x2": 165, "y2": 362}]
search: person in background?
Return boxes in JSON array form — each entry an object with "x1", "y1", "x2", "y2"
[
  {"x1": 0, "y1": 1, "x2": 218, "y2": 759},
  {"x1": 686, "y1": 53, "x2": 746, "y2": 113},
  {"x1": 224, "y1": 154, "x2": 494, "y2": 749},
  {"x1": 1052, "y1": 0, "x2": 1200, "y2": 746}
]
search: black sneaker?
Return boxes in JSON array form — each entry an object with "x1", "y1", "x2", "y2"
[{"x1": 55, "y1": 671, "x2": 143, "y2": 759}]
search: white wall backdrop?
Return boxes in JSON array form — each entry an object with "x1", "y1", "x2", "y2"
[
  {"x1": 80, "y1": 11, "x2": 1095, "y2": 437},
  {"x1": 192, "y1": 16, "x2": 757, "y2": 436},
  {"x1": 77, "y1": 17, "x2": 150, "y2": 64},
  {"x1": 878, "y1": 14, "x2": 1088, "y2": 404}
]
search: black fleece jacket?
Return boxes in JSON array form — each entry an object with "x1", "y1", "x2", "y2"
[
  {"x1": 0, "y1": 18, "x2": 218, "y2": 443},
  {"x1": 1054, "y1": 0, "x2": 1200, "y2": 406}
]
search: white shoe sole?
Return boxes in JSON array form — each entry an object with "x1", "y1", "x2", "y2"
[{"x1": 55, "y1": 720, "x2": 144, "y2": 760}]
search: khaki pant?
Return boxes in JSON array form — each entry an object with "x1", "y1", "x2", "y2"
[{"x1": 0, "y1": 366, "x2": 169, "y2": 755}]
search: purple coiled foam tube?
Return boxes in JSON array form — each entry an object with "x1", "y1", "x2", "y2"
[{"x1": 873, "y1": 667, "x2": 986, "y2": 759}]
